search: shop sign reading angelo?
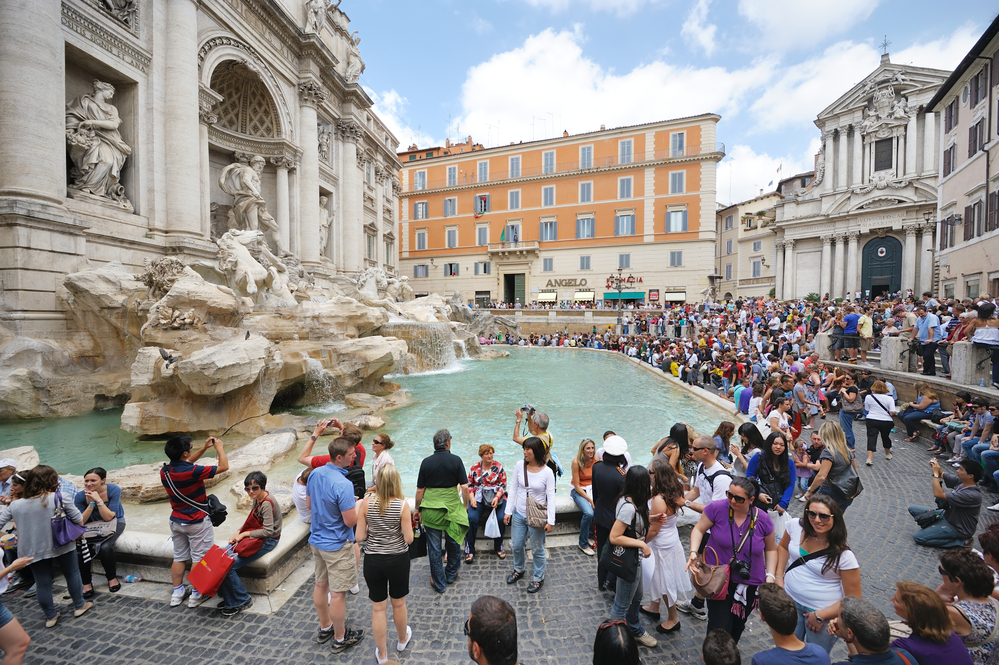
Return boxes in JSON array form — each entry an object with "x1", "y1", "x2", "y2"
[{"x1": 545, "y1": 278, "x2": 587, "y2": 288}]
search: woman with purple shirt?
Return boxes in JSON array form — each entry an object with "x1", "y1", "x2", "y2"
[
  {"x1": 686, "y1": 476, "x2": 778, "y2": 643},
  {"x1": 890, "y1": 581, "x2": 973, "y2": 665}
]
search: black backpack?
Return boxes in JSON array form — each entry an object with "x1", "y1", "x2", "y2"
[{"x1": 346, "y1": 464, "x2": 366, "y2": 499}]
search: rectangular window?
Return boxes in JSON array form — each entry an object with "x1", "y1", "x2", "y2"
[
  {"x1": 579, "y1": 255, "x2": 591, "y2": 270},
  {"x1": 503, "y1": 223, "x2": 520, "y2": 242},
  {"x1": 509, "y1": 156, "x2": 521, "y2": 179},
  {"x1": 752, "y1": 259, "x2": 762, "y2": 278},
  {"x1": 477, "y1": 226, "x2": 489, "y2": 246},
  {"x1": 473, "y1": 261, "x2": 491, "y2": 275},
  {"x1": 543, "y1": 150, "x2": 555, "y2": 174},
  {"x1": 580, "y1": 145, "x2": 593, "y2": 169},
  {"x1": 725, "y1": 263, "x2": 732, "y2": 280},
  {"x1": 666, "y1": 210, "x2": 689, "y2": 233},
  {"x1": 446, "y1": 228, "x2": 458, "y2": 248},
  {"x1": 618, "y1": 253, "x2": 631, "y2": 269},
  {"x1": 969, "y1": 120, "x2": 986, "y2": 157},
  {"x1": 543, "y1": 257, "x2": 554, "y2": 272},
  {"x1": 943, "y1": 144, "x2": 956, "y2": 176},
  {"x1": 670, "y1": 132, "x2": 685, "y2": 157},
  {"x1": 874, "y1": 139, "x2": 893, "y2": 172},
  {"x1": 619, "y1": 139, "x2": 633, "y2": 164},
  {"x1": 542, "y1": 185, "x2": 555, "y2": 207},
  {"x1": 752, "y1": 240, "x2": 762, "y2": 252},
  {"x1": 444, "y1": 262, "x2": 460, "y2": 276},
  {"x1": 366, "y1": 234, "x2": 375, "y2": 259},
  {"x1": 670, "y1": 171, "x2": 685, "y2": 194},
  {"x1": 971, "y1": 67, "x2": 988, "y2": 107},
  {"x1": 579, "y1": 181, "x2": 592, "y2": 203},
  {"x1": 966, "y1": 278, "x2": 981, "y2": 299},
  {"x1": 944, "y1": 98, "x2": 959, "y2": 133},
  {"x1": 726, "y1": 239, "x2": 733, "y2": 255},
  {"x1": 415, "y1": 230, "x2": 427, "y2": 250},
  {"x1": 539, "y1": 220, "x2": 557, "y2": 241},
  {"x1": 618, "y1": 177, "x2": 633, "y2": 199},
  {"x1": 365, "y1": 162, "x2": 373, "y2": 186},
  {"x1": 447, "y1": 165, "x2": 457, "y2": 187},
  {"x1": 508, "y1": 190, "x2": 520, "y2": 210},
  {"x1": 614, "y1": 214, "x2": 636, "y2": 236},
  {"x1": 443, "y1": 197, "x2": 457, "y2": 217},
  {"x1": 413, "y1": 171, "x2": 427, "y2": 191},
  {"x1": 475, "y1": 194, "x2": 491, "y2": 214},
  {"x1": 414, "y1": 264, "x2": 429, "y2": 278},
  {"x1": 724, "y1": 214, "x2": 734, "y2": 230},
  {"x1": 413, "y1": 202, "x2": 428, "y2": 220},
  {"x1": 385, "y1": 242, "x2": 394, "y2": 265},
  {"x1": 477, "y1": 161, "x2": 489, "y2": 183},
  {"x1": 576, "y1": 217, "x2": 595, "y2": 239},
  {"x1": 669, "y1": 251, "x2": 683, "y2": 267}
]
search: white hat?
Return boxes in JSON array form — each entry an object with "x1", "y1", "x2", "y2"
[
  {"x1": 603, "y1": 435, "x2": 628, "y2": 456},
  {"x1": 0, "y1": 459, "x2": 17, "y2": 470}
]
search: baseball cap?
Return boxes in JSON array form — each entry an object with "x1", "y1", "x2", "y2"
[
  {"x1": 0, "y1": 459, "x2": 17, "y2": 470},
  {"x1": 602, "y1": 435, "x2": 628, "y2": 456}
]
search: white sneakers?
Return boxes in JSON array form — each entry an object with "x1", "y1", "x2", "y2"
[
  {"x1": 188, "y1": 590, "x2": 207, "y2": 608},
  {"x1": 349, "y1": 584, "x2": 360, "y2": 595},
  {"x1": 988, "y1": 503, "x2": 999, "y2": 512},
  {"x1": 170, "y1": 585, "x2": 190, "y2": 607},
  {"x1": 636, "y1": 632, "x2": 658, "y2": 648},
  {"x1": 397, "y1": 625, "x2": 413, "y2": 652}
]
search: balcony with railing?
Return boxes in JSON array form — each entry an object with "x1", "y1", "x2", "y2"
[
  {"x1": 487, "y1": 240, "x2": 540, "y2": 256},
  {"x1": 405, "y1": 143, "x2": 726, "y2": 193}
]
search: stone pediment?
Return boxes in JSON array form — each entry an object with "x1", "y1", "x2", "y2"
[{"x1": 817, "y1": 60, "x2": 951, "y2": 121}]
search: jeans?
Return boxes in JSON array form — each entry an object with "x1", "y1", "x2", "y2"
[
  {"x1": 902, "y1": 409, "x2": 934, "y2": 437},
  {"x1": 964, "y1": 439, "x2": 989, "y2": 464},
  {"x1": 217, "y1": 538, "x2": 278, "y2": 608},
  {"x1": 816, "y1": 486, "x2": 854, "y2": 514},
  {"x1": 920, "y1": 342, "x2": 938, "y2": 375},
  {"x1": 839, "y1": 410, "x2": 856, "y2": 449},
  {"x1": 465, "y1": 498, "x2": 506, "y2": 554},
  {"x1": 908, "y1": 506, "x2": 969, "y2": 548},
  {"x1": 797, "y1": 476, "x2": 811, "y2": 492},
  {"x1": 610, "y1": 559, "x2": 647, "y2": 638},
  {"x1": 31, "y1": 550, "x2": 85, "y2": 620},
  {"x1": 984, "y1": 452, "x2": 999, "y2": 486},
  {"x1": 79, "y1": 520, "x2": 126, "y2": 586},
  {"x1": 425, "y1": 526, "x2": 462, "y2": 592},
  {"x1": 510, "y1": 512, "x2": 546, "y2": 581},
  {"x1": 794, "y1": 600, "x2": 839, "y2": 653},
  {"x1": 939, "y1": 344, "x2": 951, "y2": 374},
  {"x1": 570, "y1": 489, "x2": 594, "y2": 550}
]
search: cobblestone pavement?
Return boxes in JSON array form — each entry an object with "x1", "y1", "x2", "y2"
[{"x1": 6, "y1": 417, "x2": 999, "y2": 665}]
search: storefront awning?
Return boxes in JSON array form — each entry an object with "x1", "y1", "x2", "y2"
[
  {"x1": 603, "y1": 291, "x2": 645, "y2": 300},
  {"x1": 536, "y1": 291, "x2": 558, "y2": 302},
  {"x1": 662, "y1": 291, "x2": 686, "y2": 302},
  {"x1": 574, "y1": 291, "x2": 595, "y2": 301}
]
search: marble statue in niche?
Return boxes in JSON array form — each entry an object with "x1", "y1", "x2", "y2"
[
  {"x1": 219, "y1": 155, "x2": 279, "y2": 237},
  {"x1": 65, "y1": 80, "x2": 133, "y2": 211},
  {"x1": 319, "y1": 195, "x2": 332, "y2": 258}
]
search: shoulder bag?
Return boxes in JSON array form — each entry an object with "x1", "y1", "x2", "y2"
[
  {"x1": 523, "y1": 463, "x2": 548, "y2": 529},
  {"x1": 162, "y1": 467, "x2": 228, "y2": 527},
  {"x1": 52, "y1": 492, "x2": 87, "y2": 547},
  {"x1": 83, "y1": 517, "x2": 118, "y2": 540},
  {"x1": 829, "y1": 450, "x2": 864, "y2": 500},
  {"x1": 690, "y1": 508, "x2": 757, "y2": 600},
  {"x1": 784, "y1": 546, "x2": 834, "y2": 576},
  {"x1": 598, "y1": 499, "x2": 640, "y2": 584},
  {"x1": 232, "y1": 495, "x2": 279, "y2": 557}
]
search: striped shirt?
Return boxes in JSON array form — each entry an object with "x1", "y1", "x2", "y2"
[
  {"x1": 363, "y1": 497, "x2": 407, "y2": 556},
  {"x1": 160, "y1": 461, "x2": 217, "y2": 523}
]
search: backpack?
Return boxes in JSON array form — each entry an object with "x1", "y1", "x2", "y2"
[
  {"x1": 346, "y1": 464, "x2": 366, "y2": 499},
  {"x1": 697, "y1": 464, "x2": 732, "y2": 493}
]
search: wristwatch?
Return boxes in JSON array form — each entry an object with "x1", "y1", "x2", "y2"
[
  {"x1": 684, "y1": 500, "x2": 691, "y2": 508},
  {"x1": 933, "y1": 474, "x2": 941, "y2": 479}
]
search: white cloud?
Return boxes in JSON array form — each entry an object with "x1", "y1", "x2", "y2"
[
  {"x1": 367, "y1": 88, "x2": 443, "y2": 150},
  {"x1": 519, "y1": 0, "x2": 660, "y2": 17},
  {"x1": 738, "y1": 0, "x2": 880, "y2": 51},
  {"x1": 471, "y1": 17, "x2": 493, "y2": 36},
  {"x1": 457, "y1": 27, "x2": 775, "y2": 148},
  {"x1": 892, "y1": 21, "x2": 980, "y2": 70},
  {"x1": 681, "y1": 0, "x2": 717, "y2": 57},
  {"x1": 717, "y1": 144, "x2": 811, "y2": 205}
]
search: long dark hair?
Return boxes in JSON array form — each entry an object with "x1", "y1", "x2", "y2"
[
  {"x1": 22, "y1": 465, "x2": 59, "y2": 505},
  {"x1": 737, "y1": 422, "x2": 765, "y2": 456},
  {"x1": 616, "y1": 466, "x2": 650, "y2": 532},
  {"x1": 523, "y1": 437, "x2": 546, "y2": 468},
  {"x1": 760, "y1": 432, "x2": 791, "y2": 486},
  {"x1": 648, "y1": 458, "x2": 683, "y2": 515},
  {"x1": 800, "y1": 494, "x2": 850, "y2": 574}
]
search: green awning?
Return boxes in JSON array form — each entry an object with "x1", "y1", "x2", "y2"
[{"x1": 603, "y1": 291, "x2": 645, "y2": 299}]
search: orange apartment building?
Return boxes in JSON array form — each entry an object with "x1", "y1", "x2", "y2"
[{"x1": 397, "y1": 116, "x2": 725, "y2": 307}]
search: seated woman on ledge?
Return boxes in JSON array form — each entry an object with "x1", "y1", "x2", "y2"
[{"x1": 74, "y1": 467, "x2": 126, "y2": 597}]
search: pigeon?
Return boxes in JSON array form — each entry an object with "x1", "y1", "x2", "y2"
[
  {"x1": 245, "y1": 331, "x2": 251, "y2": 340},
  {"x1": 158, "y1": 347, "x2": 181, "y2": 369}
]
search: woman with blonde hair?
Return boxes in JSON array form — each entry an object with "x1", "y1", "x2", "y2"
[
  {"x1": 891, "y1": 581, "x2": 973, "y2": 665},
  {"x1": 571, "y1": 438, "x2": 597, "y2": 555},
  {"x1": 802, "y1": 422, "x2": 861, "y2": 514},
  {"x1": 355, "y1": 464, "x2": 415, "y2": 663},
  {"x1": 864, "y1": 380, "x2": 897, "y2": 466}
]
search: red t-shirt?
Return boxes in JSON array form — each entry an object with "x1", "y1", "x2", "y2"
[{"x1": 310, "y1": 443, "x2": 366, "y2": 469}]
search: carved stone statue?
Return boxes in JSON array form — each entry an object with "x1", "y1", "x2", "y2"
[
  {"x1": 351, "y1": 31, "x2": 361, "y2": 47},
  {"x1": 345, "y1": 52, "x2": 365, "y2": 83},
  {"x1": 354, "y1": 267, "x2": 403, "y2": 315},
  {"x1": 140, "y1": 257, "x2": 188, "y2": 300},
  {"x1": 398, "y1": 276, "x2": 415, "y2": 301},
  {"x1": 305, "y1": 0, "x2": 327, "y2": 32},
  {"x1": 384, "y1": 277, "x2": 402, "y2": 302},
  {"x1": 65, "y1": 80, "x2": 133, "y2": 211},
  {"x1": 319, "y1": 195, "x2": 332, "y2": 257},
  {"x1": 101, "y1": 0, "x2": 137, "y2": 28},
  {"x1": 216, "y1": 230, "x2": 295, "y2": 306},
  {"x1": 219, "y1": 156, "x2": 278, "y2": 236}
]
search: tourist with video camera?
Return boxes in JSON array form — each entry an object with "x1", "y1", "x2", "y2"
[{"x1": 513, "y1": 405, "x2": 559, "y2": 478}]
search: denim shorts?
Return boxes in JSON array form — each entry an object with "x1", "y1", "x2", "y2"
[{"x1": 0, "y1": 600, "x2": 14, "y2": 629}]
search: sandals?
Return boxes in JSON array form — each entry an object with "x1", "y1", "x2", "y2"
[
  {"x1": 464, "y1": 553, "x2": 474, "y2": 564},
  {"x1": 497, "y1": 549, "x2": 506, "y2": 559}
]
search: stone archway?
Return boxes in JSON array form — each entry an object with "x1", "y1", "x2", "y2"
[{"x1": 861, "y1": 235, "x2": 902, "y2": 298}]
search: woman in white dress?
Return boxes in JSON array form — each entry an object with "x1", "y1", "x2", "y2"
[{"x1": 640, "y1": 459, "x2": 693, "y2": 634}]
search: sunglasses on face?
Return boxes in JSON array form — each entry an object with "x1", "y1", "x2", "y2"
[
  {"x1": 464, "y1": 619, "x2": 476, "y2": 639},
  {"x1": 939, "y1": 566, "x2": 952, "y2": 579},
  {"x1": 244, "y1": 485, "x2": 261, "y2": 492},
  {"x1": 692, "y1": 446, "x2": 714, "y2": 452},
  {"x1": 806, "y1": 509, "x2": 833, "y2": 522},
  {"x1": 726, "y1": 491, "x2": 748, "y2": 504}
]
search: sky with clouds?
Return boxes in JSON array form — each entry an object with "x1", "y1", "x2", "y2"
[{"x1": 345, "y1": 0, "x2": 995, "y2": 205}]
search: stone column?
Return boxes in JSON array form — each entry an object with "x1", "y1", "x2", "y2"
[
  {"x1": 833, "y1": 234, "x2": 847, "y2": 300},
  {"x1": 905, "y1": 114, "x2": 918, "y2": 176},
  {"x1": 822, "y1": 132, "x2": 834, "y2": 193},
  {"x1": 837, "y1": 129, "x2": 849, "y2": 190},
  {"x1": 919, "y1": 223, "x2": 935, "y2": 295},
  {"x1": 774, "y1": 241, "x2": 785, "y2": 299},
  {"x1": 198, "y1": 89, "x2": 221, "y2": 239},
  {"x1": 783, "y1": 239, "x2": 796, "y2": 299},
  {"x1": 845, "y1": 231, "x2": 860, "y2": 299},
  {"x1": 0, "y1": 0, "x2": 65, "y2": 203},
  {"x1": 297, "y1": 82, "x2": 326, "y2": 266},
  {"x1": 338, "y1": 119, "x2": 363, "y2": 273},
  {"x1": 901, "y1": 224, "x2": 919, "y2": 294},
  {"x1": 852, "y1": 129, "x2": 864, "y2": 187},
  {"x1": 923, "y1": 112, "x2": 936, "y2": 174},
  {"x1": 164, "y1": 0, "x2": 203, "y2": 237},
  {"x1": 271, "y1": 157, "x2": 296, "y2": 253},
  {"x1": 819, "y1": 235, "x2": 833, "y2": 298}
]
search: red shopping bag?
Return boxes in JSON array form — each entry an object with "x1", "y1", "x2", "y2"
[{"x1": 188, "y1": 544, "x2": 236, "y2": 597}]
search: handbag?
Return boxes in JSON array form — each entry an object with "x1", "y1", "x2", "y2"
[
  {"x1": 830, "y1": 451, "x2": 864, "y2": 499},
  {"x1": 188, "y1": 544, "x2": 236, "y2": 597},
  {"x1": 598, "y1": 503, "x2": 640, "y2": 584},
  {"x1": 914, "y1": 508, "x2": 942, "y2": 530},
  {"x1": 523, "y1": 463, "x2": 548, "y2": 529},
  {"x1": 232, "y1": 496, "x2": 278, "y2": 557},
  {"x1": 162, "y1": 467, "x2": 228, "y2": 527},
  {"x1": 481, "y1": 488, "x2": 497, "y2": 506},
  {"x1": 409, "y1": 520, "x2": 427, "y2": 560},
  {"x1": 83, "y1": 517, "x2": 118, "y2": 539},
  {"x1": 690, "y1": 508, "x2": 758, "y2": 600},
  {"x1": 484, "y1": 508, "x2": 502, "y2": 539},
  {"x1": 51, "y1": 492, "x2": 87, "y2": 547}
]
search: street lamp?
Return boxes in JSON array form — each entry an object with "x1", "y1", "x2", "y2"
[{"x1": 606, "y1": 268, "x2": 636, "y2": 334}]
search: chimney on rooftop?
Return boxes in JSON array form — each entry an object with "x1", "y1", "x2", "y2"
[
  {"x1": 563, "y1": 130, "x2": 568, "y2": 137},
  {"x1": 600, "y1": 124, "x2": 605, "y2": 131}
]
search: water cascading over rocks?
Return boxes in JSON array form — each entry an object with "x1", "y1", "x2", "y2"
[{"x1": 376, "y1": 321, "x2": 457, "y2": 372}]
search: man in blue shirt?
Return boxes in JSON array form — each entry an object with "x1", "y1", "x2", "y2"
[
  {"x1": 912, "y1": 306, "x2": 942, "y2": 376},
  {"x1": 752, "y1": 584, "x2": 830, "y2": 665},
  {"x1": 842, "y1": 305, "x2": 861, "y2": 363},
  {"x1": 306, "y1": 437, "x2": 364, "y2": 653},
  {"x1": 829, "y1": 597, "x2": 915, "y2": 665}
]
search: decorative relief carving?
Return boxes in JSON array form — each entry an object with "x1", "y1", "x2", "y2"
[
  {"x1": 903, "y1": 223, "x2": 920, "y2": 237},
  {"x1": 391, "y1": 177, "x2": 402, "y2": 195},
  {"x1": 198, "y1": 87, "x2": 222, "y2": 126},
  {"x1": 305, "y1": 0, "x2": 330, "y2": 33},
  {"x1": 774, "y1": 241, "x2": 785, "y2": 251},
  {"x1": 336, "y1": 120, "x2": 362, "y2": 143},
  {"x1": 100, "y1": 0, "x2": 137, "y2": 28},
  {"x1": 61, "y1": 4, "x2": 151, "y2": 72},
  {"x1": 783, "y1": 239, "x2": 795, "y2": 250},
  {"x1": 297, "y1": 81, "x2": 328, "y2": 107},
  {"x1": 270, "y1": 156, "x2": 298, "y2": 171},
  {"x1": 853, "y1": 172, "x2": 909, "y2": 195},
  {"x1": 65, "y1": 80, "x2": 133, "y2": 211},
  {"x1": 821, "y1": 235, "x2": 834, "y2": 246},
  {"x1": 317, "y1": 120, "x2": 333, "y2": 163},
  {"x1": 846, "y1": 231, "x2": 860, "y2": 242}
]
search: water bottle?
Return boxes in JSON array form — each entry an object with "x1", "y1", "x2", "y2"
[
  {"x1": 982, "y1": 378, "x2": 987, "y2": 387},
  {"x1": 123, "y1": 574, "x2": 142, "y2": 583}
]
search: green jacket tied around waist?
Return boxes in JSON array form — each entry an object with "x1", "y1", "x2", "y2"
[{"x1": 420, "y1": 486, "x2": 469, "y2": 544}]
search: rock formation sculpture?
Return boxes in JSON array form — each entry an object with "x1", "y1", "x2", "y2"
[
  {"x1": 216, "y1": 230, "x2": 296, "y2": 307},
  {"x1": 354, "y1": 267, "x2": 403, "y2": 315},
  {"x1": 218, "y1": 155, "x2": 278, "y2": 236},
  {"x1": 65, "y1": 80, "x2": 133, "y2": 211},
  {"x1": 139, "y1": 257, "x2": 188, "y2": 300}
]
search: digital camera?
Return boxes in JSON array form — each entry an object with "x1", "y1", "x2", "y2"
[
  {"x1": 522, "y1": 404, "x2": 536, "y2": 415},
  {"x1": 730, "y1": 558, "x2": 752, "y2": 581}
]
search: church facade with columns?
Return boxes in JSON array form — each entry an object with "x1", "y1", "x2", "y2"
[
  {"x1": 772, "y1": 54, "x2": 950, "y2": 301},
  {"x1": 0, "y1": 0, "x2": 400, "y2": 335}
]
